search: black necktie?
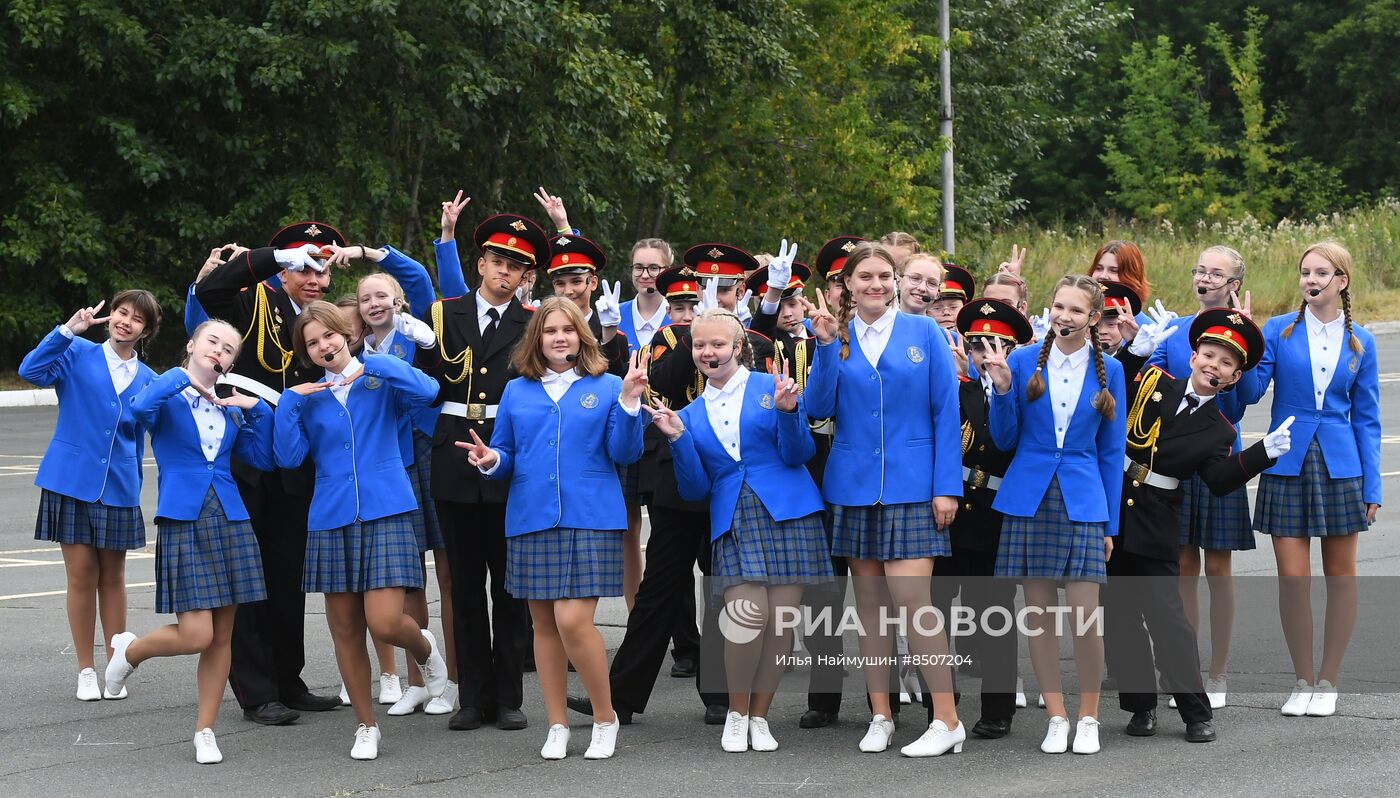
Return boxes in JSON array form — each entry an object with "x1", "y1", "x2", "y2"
[
  {"x1": 481, "y1": 307, "x2": 500, "y2": 353},
  {"x1": 1179, "y1": 394, "x2": 1199, "y2": 416}
]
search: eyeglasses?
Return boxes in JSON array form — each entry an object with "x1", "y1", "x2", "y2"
[
  {"x1": 902, "y1": 275, "x2": 938, "y2": 288},
  {"x1": 1190, "y1": 267, "x2": 1237, "y2": 285},
  {"x1": 631, "y1": 265, "x2": 664, "y2": 276}
]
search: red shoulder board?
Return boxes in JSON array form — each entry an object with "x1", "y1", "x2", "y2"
[
  {"x1": 958, "y1": 375, "x2": 973, "y2": 383},
  {"x1": 1134, "y1": 364, "x2": 1173, "y2": 383},
  {"x1": 745, "y1": 329, "x2": 773, "y2": 343},
  {"x1": 521, "y1": 303, "x2": 536, "y2": 312}
]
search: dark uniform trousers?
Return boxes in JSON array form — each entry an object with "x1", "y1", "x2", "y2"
[{"x1": 926, "y1": 548, "x2": 1019, "y2": 722}]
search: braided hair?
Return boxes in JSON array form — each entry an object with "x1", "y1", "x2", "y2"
[
  {"x1": 1027, "y1": 275, "x2": 1114, "y2": 418},
  {"x1": 1088, "y1": 328, "x2": 1116, "y2": 419},
  {"x1": 834, "y1": 242, "x2": 898, "y2": 361},
  {"x1": 1282, "y1": 241, "x2": 1364, "y2": 355}
]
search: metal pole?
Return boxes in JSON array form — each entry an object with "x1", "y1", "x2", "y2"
[{"x1": 939, "y1": 0, "x2": 955, "y2": 255}]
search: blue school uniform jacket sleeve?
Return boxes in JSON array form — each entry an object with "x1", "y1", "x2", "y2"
[
  {"x1": 1352, "y1": 332, "x2": 1382, "y2": 505},
  {"x1": 274, "y1": 391, "x2": 311, "y2": 469},
  {"x1": 233, "y1": 400, "x2": 276, "y2": 472},
  {"x1": 776, "y1": 400, "x2": 817, "y2": 467},
  {"x1": 802, "y1": 338, "x2": 839, "y2": 420},
  {"x1": 184, "y1": 283, "x2": 210, "y2": 336},
  {"x1": 18, "y1": 325, "x2": 82, "y2": 387},
  {"x1": 989, "y1": 371, "x2": 1022, "y2": 452},
  {"x1": 606, "y1": 385, "x2": 648, "y2": 467},
  {"x1": 1233, "y1": 314, "x2": 1281, "y2": 407},
  {"x1": 435, "y1": 238, "x2": 470, "y2": 300},
  {"x1": 482, "y1": 380, "x2": 518, "y2": 481},
  {"x1": 361, "y1": 353, "x2": 440, "y2": 413},
  {"x1": 377, "y1": 246, "x2": 437, "y2": 322},
  {"x1": 131, "y1": 367, "x2": 193, "y2": 428},
  {"x1": 1096, "y1": 357, "x2": 1129, "y2": 536},
  {"x1": 670, "y1": 406, "x2": 713, "y2": 503}
]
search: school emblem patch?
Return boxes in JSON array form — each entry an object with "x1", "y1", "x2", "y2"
[
  {"x1": 907, "y1": 346, "x2": 924, "y2": 363},
  {"x1": 580, "y1": 392, "x2": 599, "y2": 409},
  {"x1": 392, "y1": 343, "x2": 406, "y2": 358},
  {"x1": 365, "y1": 376, "x2": 383, "y2": 390},
  {"x1": 760, "y1": 394, "x2": 773, "y2": 409}
]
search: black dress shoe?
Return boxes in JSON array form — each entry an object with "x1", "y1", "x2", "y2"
[
  {"x1": 449, "y1": 706, "x2": 485, "y2": 731},
  {"x1": 496, "y1": 707, "x2": 528, "y2": 730},
  {"x1": 1126, "y1": 710, "x2": 1157, "y2": 737},
  {"x1": 670, "y1": 655, "x2": 698, "y2": 678},
  {"x1": 971, "y1": 717, "x2": 1012, "y2": 739},
  {"x1": 1185, "y1": 720, "x2": 1217, "y2": 743},
  {"x1": 243, "y1": 701, "x2": 300, "y2": 726},
  {"x1": 566, "y1": 694, "x2": 633, "y2": 724},
  {"x1": 282, "y1": 691, "x2": 341, "y2": 712},
  {"x1": 799, "y1": 710, "x2": 837, "y2": 729},
  {"x1": 704, "y1": 704, "x2": 729, "y2": 725}
]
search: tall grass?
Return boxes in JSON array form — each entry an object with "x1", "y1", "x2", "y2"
[{"x1": 958, "y1": 199, "x2": 1400, "y2": 323}]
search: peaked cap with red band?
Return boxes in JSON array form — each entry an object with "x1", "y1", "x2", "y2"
[
  {"x1": 814, "y1": 236, "x2": 867, "y2": 282},
  {"x1": 473, "y1": 214, "x2": 550, "y2": 267},
  {"x1": 545, "y1": 233, "x2": 607, "y2": 277},
  {"x1": 956, "y1": 297, "x2": 1033, "y2": 345},
  {"x1": 1189, "y1": 306, "x2": 1264, "y2": 371}
]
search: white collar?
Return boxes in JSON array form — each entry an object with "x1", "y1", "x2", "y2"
[
  {"x1": 633, "y1": 298, "x2": 668, "y2": 328},
  {"x1": 1304, "y1": 307, "x2": 1344, "y2": 337},
  {"x1": 363, "y1": 328, "x2": 396, "y2": 354},
  {"x1": 102, "y1": 341, "x2": 136, "y2": 374},
  {"x1": 702, "y1": 366, "x2": 750, "y2": 402},
  {"x1": 853, "y1": 305, "x2": 897, "y2": 338},
  {"x1": 180, "y1": 385, "x2": 207, "y2": 409},
  {"x1": 288, "y1": 298, "x2": 303, "y2": 315},
  {"x1": 540, "y1": 368, "x2": 584, "y2": 388},
  {"x1": 1049, "y1": 341, "x2": 1091, "y2": 370},
  {"x1": 475, "y1": 291, "x2": 512, "y2": 319},
  {"x1": 324, "y1": 357, "x2": 363, "y2": 384}
]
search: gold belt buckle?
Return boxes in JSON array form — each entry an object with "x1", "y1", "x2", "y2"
[
  {"x1": 466, "y1": 403, "x2": 486, "y2": 420},
  {"x1": 966, "y1": 468, "x2": 990, "y2": 489},
  {"x1": 1126, "y1": 461, "x2": 1150, "y2": 483}
]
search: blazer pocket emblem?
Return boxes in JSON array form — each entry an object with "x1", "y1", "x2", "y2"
[
  {"x1": 392, "y1": 343, "x2": 407, "y2": 358},
  {"x1": 580, "y1": 392, "x2": 599, "y2": 409},
  {"x1": 365, "y1": 376, "x2": 383, "y2": 390},
  {"x1": 907, "y1": 346, "x2": 924, "y2": 363},
  {"x1": 760, "y1": 394, "x2": 773, "y2": 409}
]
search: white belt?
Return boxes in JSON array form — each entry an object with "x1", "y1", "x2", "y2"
[
  {"x1": 217, "y1": 372, "x2": 282, "y2": 406},
  {"x1": 441, "y1": 401, "x2": 499, "y2": 420},
  {"x1": 962, "y1": 465, "x2": 1003, "y2": 491},
  {"x1": 810, "y1": 418, "x2": 834, "y2": 435},
  {"x1": 1123, "y1": 455, "x2": 1179, "y2": 490}
]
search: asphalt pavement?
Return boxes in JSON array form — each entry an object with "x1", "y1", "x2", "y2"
[{"x1": 0, "y1": 332, "x2": 1397, "y2": 797}]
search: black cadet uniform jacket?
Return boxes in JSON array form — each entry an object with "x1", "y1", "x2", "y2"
[
  {"x1": 950, "y1": 377, "x2": 1015, "y2": 554},
  {"x1": 749, "y1": 309, "x2": 830, "y2": 486}
]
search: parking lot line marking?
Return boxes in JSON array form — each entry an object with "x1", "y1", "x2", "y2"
[
  {"x1": 0, "y1": 552, "x2": 153, "y2": 568},
  {"x1": 0, "y1": 582, "x2": 154, "y2": 602}
]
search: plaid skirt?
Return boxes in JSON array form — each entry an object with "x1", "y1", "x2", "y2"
[
  {"x1": 409, "y1": 430, "x2": 446, "y2": 552},
  {"x1": 712, "y1": 484, "x2": 834, "y2": 594},
  {"x1": 35, "y1": 489, "x2": 146, "y2": 551},
  {"x1": 505, "y1": 527, "x2": 623, "y2": 600},
  {"x1": 1178, "y1": 475, "x2": 1255, "y2": 551},
  {"x1": 616, "y1": 460, "x2": 643, "y2": 504},
  {"x1": 154, "y1": 488, "x2": 266, "y2": 614},
  {"x1": 995, "y1": 476, "x2": 1108, "y2": 584},
  {"x1": 303, "y1": 512, "x2": 424, "y2": 594},
  {"x1": 1255, "y1": 439, "x2": 1368, "y2": 538},
  {"x1": 830, "y1": 500, "x2": 949, "y2": 561}
]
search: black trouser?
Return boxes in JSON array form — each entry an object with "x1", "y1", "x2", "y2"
[
  {"x1": 228, "y1": 471, "x2": 311, "y2": 709},
  {"x1": 923, "y1": 547, "x2": 1019, "y2": 722},
  {"x1": 804, "y1": 553, "x2": 849, "y2": 714},
  {"x1": 1105, "y1": 549, "x2": 1212, "y2": 724},
  {"x1": 610, "y1": 505, "x2": 725, "y2": 713},
  {"x1": 435, "y1": 500, "x2": 528, "y2": 713}
]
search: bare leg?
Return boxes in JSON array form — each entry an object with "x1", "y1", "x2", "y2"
[
  {"x1": 126, "y1": 610, "x2": 214, "y2": 664},
  {"x1": 1203, "y1": 549, "x2": 1235, "y2": 678},
  {"x1": 848, "y1": 558, "x2": 895, "y2": 718},
  {"x1": 1318, "y1": 535, "x2": 1359, "y2": 685},
  {"x1": 95, "y1": 548, "x2": 128, "y2": 663},
  {"x1": 623, "y1": 505, "x2": 643, "y2": 611},
  {"x1": 432, "y1": 550, "x2": 457, "y2": 681},
  {"x1": 722, "y1": 583, "x2": 770, "y2": 716},
  {"x1": 1023, "y1": 579, "x2": 1066, "y2": 719},
  {"x1": 1063, "y1": 581, "x2": 1103, "y2": 719},
  {"x1": 195, "y1": 606, "x2": 237, "y2": 730},
  {"x1": 401, "y1": 585, "x2": 431, "y2": 687},
  {"x1": 59, "y1": 543, "x2": 99, "y2": 669},
  {"x1": 326, "y1": 593, "x2": 375, "y2": 727},
  {"x1": 363, "y1": 588, "x2": 431, "y2": 659},
  {"x1": 885, "y1": 558, "x2": 958, "y2": 727},
  {"x1": 748, "y1": 585, "x2": 803, "y2": 718},
  {"x1": 1272, "y1": 537, "x2": 1315, "y2": 681},
  {"x1": 528, "y1": 600, "x2": 569, "y2": 727},
  {"x1": 554, "y1": 598, "x2": 615, "y2": 723}
]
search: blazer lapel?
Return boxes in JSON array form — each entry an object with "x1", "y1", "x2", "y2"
[{"x1": 485, "y1": 300, "x2": 528, "y2": 361}]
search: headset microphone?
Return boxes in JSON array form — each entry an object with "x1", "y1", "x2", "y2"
[
  {"x1": 1197, "y1": 286, "x2": 1209, "y2": 295},
  {"x1": 645, "y1": 287, "x2": 656, "y2": 294},
  {"x1": 323, "y1": 348, "x2": 338, "y2": 364},
  {"x1": 1309, "y1": 273, "x2": 1336, "y2": 297},
  {"x1": 565, "y1": 353, "x2": 579, "y2": 363},
  {"x1": 1209, "y1": 377, "x2": 1221, "y2": 387}
]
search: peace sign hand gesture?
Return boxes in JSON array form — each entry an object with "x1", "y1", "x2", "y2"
[
  {"x1": 454, "y1": 428, "x2": 499, "y2": 470},
  {"x1": 65, "y1": 300, "x2": 110, "y2": 335},
  {"x1": 1229, "y1": 289, "x2": 1253, "y2": 320},
  {"x1": 440, "y1": 190, "x2": 471, "y2": 241},
  {"x1": 770, "y1": 358, "x2": 798, "y2": 412},
  {"x1": 648, "y1": 399, "x2": 686, "y2": 441},
  {"x1": 596, "y1": 279, "x2": 623, "y2": 328},
  {"x1": 533, "y1": 186, "x2": 571, "y2": 231},
  {"x1": 621, "y1": 349, "x2": 651, "y2": 406},
  {"x1": 980, "y1": 336, "x2": 1012, "y2": 394},
  {"x1": 943, "y1": 328, "x2": 968, "y2": 378},
  {"x1": 802, "y1": 291, "x2": 839, "y2": 344},
  {"x1": 998, "y1": 243, "x2": 1026, "y2": 275}
]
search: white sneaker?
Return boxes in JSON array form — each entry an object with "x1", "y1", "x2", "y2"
[
  {"x1": 1071, "y1": 716, "x2": 1101, "y2": 754},
  {"x1": 585, "y1": 720, "x2": 619, "y2": 760},
  {"x1": 338, "y1": 683, "x2": 351, "y2": 706},
  {"x1": 76, "y1": 668, "x2": 101, "y2": 702},
  {"x1": 858, "y1": 714, "x2": 895, "y2": 753},
  {"x1": 103, "y1": 684, "x2": 128, "y2": 700},
  {"x1": 425, "y1": 681, "x2": 457, "y2": 715},
  {"x1": 418, "y1": 629, "x2": 448, "y2": 698},
  {"x1": 1037, "y1": 693, "x2": 1046, "y2": 708},
  {"x1": 1015, "y1": 678, "x2": 1027, "y2": 709},
  {"x1": 749, "y1": 716, "x2": 778, "y2": 752},
  {"x1": 541, "y1": 724, "x2": 570, "y2": 760},
  {"x1": 900, "y1": 720, "x2": 966, "y2": 757},
  {"x1": 387, "y1": 685, "x2": 430, "y2": 716},
  {"x1": 350, "y1": 724, "x2": 381, "y2": 760},
  {"x1": 1206, "y1": 675, "x2": 1228, "y2": 709},
  {"x1": 1306, "y1": 680, "x2": 1338, "y2": 717},
  {"x1": 193, "y1": 728, "x2": 223, "y2": 764},
  {"x1": 1168, "y1": 696, "x2": 1178, "y2": 709},
  {"x1": 1040, "y1": 716, "x2": 1070, "y2": 754},
  {"x1": 103, "y1": 632, "x2": 137, "y2": 697},
  {"x1": 1281, "y1": 679, "x2": 1314, "y2": 716},
  {"x1": 378, "y1": 673, "x2": 402, "y2": 705},
  {"x1": 721, "y1": 712, "x2": 750, "y2": 752}
]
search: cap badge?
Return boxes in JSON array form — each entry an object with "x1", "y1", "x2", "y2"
[
  {"x1": 507, "y1": 236, "x2": 517, "y2": 247},
  {"x1": 709, "y1": 263, "x2": 720, "y2": 273},
  {"x1": 556, "y1": 236, "x2": 571, "y2": 246},
  {"x1": 580, "y1": 392, "x2": 599, "y2": 409},
  {"x1": 907, "y1": 346, "x2": 924, "y2": 363},
  {"x1": 510, "y1": 220, "x2": 528, "y2": 232},
  {"x1": 980, "y1": 322, "x2": 992, "y2": 332},
  {"x1": 304, "y1": 224, "x2": 322, "y2": 237},
  {"x1": 707, "y1": 247, "x2": 724, "y2": 259},
  {"x1": 841, "y1": 241, "x2": 856, "y2": 253},
  {"x1": 1228, "y1": 312, "x2": 1243, "y2": 325},
  {"x1": 980, "y1": 304, "x2": 996, "y2": 316},
  {"x1": 561, "y1": 254, "x2": 570, "y2": 263}
]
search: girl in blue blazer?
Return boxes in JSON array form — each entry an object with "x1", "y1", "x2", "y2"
[
  {"x1": 274, "y1": 301, "x2": 448, "y2": 761},
  {"x1": 1236, "y1": 241, "x2": 1381, "y2": 719},
  {"x1": 980, "y1": 274, "x2": 1127, "y2": 756},
  {"x1": 19, "y1": 290, "x2": 160, "y2": 702},
  {"x1": 103, "y1": 320, "x2": 273, "y2": 764},
  {"x1": 803, "y1": 243, "x2": 966, "y2": 758},
  {"x1": 650, "y1": 309, "x2": 831, "y2": 755},
  {"x1": 458, "y1": 297, "x2": 647, "y2": 761}
]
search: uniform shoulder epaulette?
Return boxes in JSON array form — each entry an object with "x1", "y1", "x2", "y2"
[
  {"x1": 958, "y1": 375, "x2": 973, "y2": 383},
  {"x1": 746, "y1": 329, "x2": 773, "y2": 343},
  {"x1": 521, "y1": 302, "x2": 536, "y2": 312},
  {"x1": 1135, "y1": 364, "x2": 1173, "y2": 383}
]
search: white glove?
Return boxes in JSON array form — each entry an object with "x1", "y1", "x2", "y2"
[
  {"x1": 736, "y1": 289, "x2": 754, "y2": 325},
  {"x1": 698, "y1": 278, "x2": 720, "y2": 312},
  {"x1": 595, "y1": 279, "x2": 622, "y2": 328},
  {"x1": 1145, "y1": 299, "x2": 1178, "y2": 328},
  {"x1": 393, "y1": 313, "x2": 437, "y2": 348},
  {"x1": 1030, "y1": 307, "x2": 1052, "y2": 342},
  {"x1": 1263, "y1": 415, "x2": 1295, "y2": 459},
  {"x1": 273, "y1": 243, "x2": 324, "y2": 272},
  {"x1": 767, "y1": 238, "x2": 797, "y2": 292},
  {"x1": 1128, "y1": 320, "x2": 1180, "y2": 356}
]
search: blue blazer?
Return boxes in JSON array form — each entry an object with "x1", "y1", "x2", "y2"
[
  {"x1": 1147, "y1": 312, "x2": 1246, "y2": 447},
  {"x1": 483, "y1": 373, "x2": 646, "y2": 537},
  {"x1": 364, "y1": 244, "x2": 444, "y2": 451},
  {"x1": 274, "y1": 354, "x2": 440, "y2": 530},
  {"x1": 1237, "y1": 313, "x2": 1381, "y2": 505},
  {"x1": 671, "y1": 376, "x2": 825, "y2": 541},
  {"x1": 617, "y1": 299, "x2": 671, "y2": 354},
  {"x1": 989, "y1": 343, "x2": 1128, "y2": 534},
  {"x1": 804, "y1": 313, "x2": 963, "y2": 505},
  {"x1": 19, "y1": 327, "x2": 155, "y2": 506},
  {"x1": 131, "y1": 369, "x2": 274, "y2": 521}
]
